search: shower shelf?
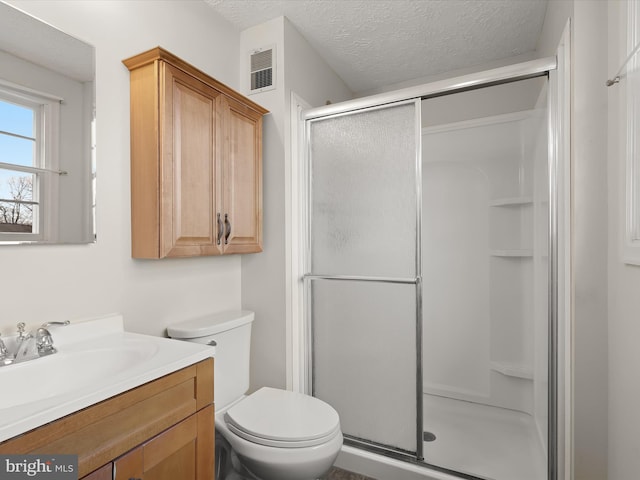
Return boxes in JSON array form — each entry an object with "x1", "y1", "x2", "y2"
[
  {"x1": 490, "y1": 361, "x2": 534, "y2": 380},
  {"x1": 490, "y1": 249, "x2": 533, "y2": 257},
  {"x1": 488, "y1": 196, "x2": 533, "y2": 207}
]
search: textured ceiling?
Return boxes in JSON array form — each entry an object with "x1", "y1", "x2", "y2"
[{"x1": 204, "y1": 0, "x2": 548, "y2": 93}]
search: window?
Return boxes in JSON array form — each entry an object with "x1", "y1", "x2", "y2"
[{"x1": 0, "y1": 82, "x2": 60, "y2": 242}]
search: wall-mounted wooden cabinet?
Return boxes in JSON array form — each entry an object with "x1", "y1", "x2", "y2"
[{"x1": 123, "y1": 47, "x2": 268, "y2": 258}]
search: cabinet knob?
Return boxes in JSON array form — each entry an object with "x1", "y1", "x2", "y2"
[{"x1": 224, "y1": 214, "x2": 231, "y2": 245}]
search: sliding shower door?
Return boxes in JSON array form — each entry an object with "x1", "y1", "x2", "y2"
[
  {"x1": 304, "y1": 100, "x2": 423, "y2": 459},
  {"x1": 298, "y1": 56, "x2": 567, "y2": 480}
]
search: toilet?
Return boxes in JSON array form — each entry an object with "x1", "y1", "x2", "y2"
[{"x1": 167, "y1": 310, "x2": 343, "y2": 480}]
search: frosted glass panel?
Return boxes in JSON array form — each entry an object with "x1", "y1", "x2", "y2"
[
  {"x1": 309, "y1": 103, "x2": 417, "y2": 277},
  {"x1": 312, "y1": 280, "x2": 417, "y2": 454}
]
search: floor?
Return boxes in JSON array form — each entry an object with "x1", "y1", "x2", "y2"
[
  {"x1": 423, "y1": 394, "x2": 546, "y2": 480},
  {"x1": 324, "y1": 467, "x2": 377, "y2": 480}
]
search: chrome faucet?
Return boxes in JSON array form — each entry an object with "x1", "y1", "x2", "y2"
[{"x1": 0, "y1": 320, "x2": 70, "y2": 367}]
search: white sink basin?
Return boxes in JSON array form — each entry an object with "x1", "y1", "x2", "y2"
[
  {"x1": 0, "y1": 338, "x2": 159, "y2": 410},
  {"x1": 0, "y1": 314, "x2": 214, "y2": 442}
]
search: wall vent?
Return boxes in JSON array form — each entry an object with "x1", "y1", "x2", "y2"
[{"x1": 249, "y1": 46, "x2": 275, "y2": 94}]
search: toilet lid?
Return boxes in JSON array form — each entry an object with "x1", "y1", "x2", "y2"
[{"x1": 224, "y1": 387, "x2": 341, "y2": 448}]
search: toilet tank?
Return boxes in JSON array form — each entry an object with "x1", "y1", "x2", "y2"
[{"x1": 167, "y1": 310, "x2": 254, "y2": 411}]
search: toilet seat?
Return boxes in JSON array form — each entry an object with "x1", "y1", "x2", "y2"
[{"x1": 224, "y1": 387, "x2": 341, "y2": 448}]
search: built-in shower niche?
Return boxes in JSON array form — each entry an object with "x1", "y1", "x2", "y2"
[{"x1": 422, "y1": 107, "x2": 548, "y2": 421}]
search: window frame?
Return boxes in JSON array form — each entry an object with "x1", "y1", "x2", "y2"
[{"x1": 0, "y1": 81, "x2": 61, "y2": 243}]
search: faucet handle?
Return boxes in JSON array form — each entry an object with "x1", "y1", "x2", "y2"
[
  {"x1": 36, "y1": 328, "x2": 56, "y2": 356},
  {"x1": 16, "y1": 322, "x2": 26, "y2": 337},
  {"x1": 35, "y1": 321, "x2": 69, "y2": 356}
]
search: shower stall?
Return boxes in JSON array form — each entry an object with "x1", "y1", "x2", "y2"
[{"x1": 297, "y1": 53, "x2": 569, "y2": 480}]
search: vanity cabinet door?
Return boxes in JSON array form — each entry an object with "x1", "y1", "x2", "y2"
[
  {"x1": 81, "y1": 464, "x2": 112, "y2": 480},
  {"x1": 114, "y1": 405, "x2": 214, "y2": 480},
  {"x1": 219, "y1": 95, "x2": 264, "y2": 254}
]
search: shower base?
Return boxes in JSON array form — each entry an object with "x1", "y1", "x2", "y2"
[{"x1": 423, "y1": 394, "x2": 546, "y2": 480}]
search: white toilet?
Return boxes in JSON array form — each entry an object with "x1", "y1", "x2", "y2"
[{"x1": 167, "y1": 310, "x2": 343, "y2": 480}]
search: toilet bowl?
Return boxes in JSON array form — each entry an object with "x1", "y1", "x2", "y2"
[
  {"x1": 167, "y1": 311, "x2": 343, "y2": 480},
  {"x1": 217, "y1": 388, "x2": 343, "y2": 480}
]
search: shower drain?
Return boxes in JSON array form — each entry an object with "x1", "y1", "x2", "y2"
[{"x1": 423, "y1": 431, "x2": 437, "y2": 442}]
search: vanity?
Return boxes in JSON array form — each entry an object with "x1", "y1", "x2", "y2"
[{"x1": 0, "y1": 315, "x2": 215, "y2": 479}]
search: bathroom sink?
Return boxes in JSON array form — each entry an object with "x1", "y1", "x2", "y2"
[
  {"x1": 0, "y1": 338, "x2": 159, "y2": 410},
  {"x1": 0, "y1": 314, "x2": 214, "y2": 443}
]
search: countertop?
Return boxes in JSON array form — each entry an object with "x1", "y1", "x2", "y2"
[{"x1": 0, "y1": 314, "x2": 214, "y2": 443}]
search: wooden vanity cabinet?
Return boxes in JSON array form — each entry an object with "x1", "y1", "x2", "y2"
[
  {"x1": 0, "y1": 359, "x2": 215, "y2": 480},
  {"x1": 123, "y1": 47, "x2": 267, "y2": 258},
  {"x1": 113, "y1": 406, "x2": 214, "y2": 480}
]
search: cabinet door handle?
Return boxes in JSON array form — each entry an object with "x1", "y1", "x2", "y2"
[
  {"x1": 224, "y1": 214, "x2": 231, "y2": 245},
  {"x1": 217, "y1": 213, "x2": 224, "y2": 245}
]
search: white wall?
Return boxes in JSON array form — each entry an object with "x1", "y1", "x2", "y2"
[
  {"x1": 537, "y1": 1, "x2": 609, "y2": 478},
  {"x1": 536, "y1": 0, "x2": 574, "y2": 58},
  {"x1": 240, "y1": 17, "x2": 352, "y2": 391},
  {"x1": 572, "y1": 0, "x2": 608, "y2": 480},
  {"x1": 0, "y1": 1, "x2": 243, "y2": 337},
  {"x1": 239, "y1": 17, "x2": 287, "y2": 391},
  {"x1": 570, "y1": 3, "x2": 609, "y2": 479},
  {"x1": 607, "y1": 2, "x2": 640, "y2": 479},
  {"x1": 282, "y1": 19, "x2": 353, "y2": 109}
]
